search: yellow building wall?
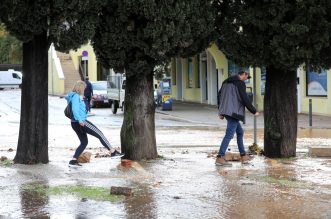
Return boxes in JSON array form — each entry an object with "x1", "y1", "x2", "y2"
[
  {"x1": 172, "y1": 85, "x2": 177, "y2": 99},
  {"x1": 299, "y1": 68, "x2": 331, "y2": 116},
  {"x1": 48, "y1": 49, "x2": 64, "y2": 95},
  {"x1": 208, "y1": 44, "x2": 264, "y2": 111},
  {"x1": 207, "y1": 43, "x2": 228, "y2": 73},
  {"x1": 48, "y1": 72, "x2": 64, "y2": 95},
  {"x1": 207, "y1": 43, "x2": 228, "y2": 85},
  {"x1": 69, "y1": 43, "x2": 98, "y2": 81},
  {"x1": 183, "y1": 88, "x2": 201, "y2": 101},
  {"x1": 247, "y1": 67, "x2": 264, "y2": 112},
  {"x1": 182, "y1": 56, "x2": 202, "y2": 102}
]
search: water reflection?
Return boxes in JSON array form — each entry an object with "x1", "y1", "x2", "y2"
[
  {"x1": 123, "y1": 185, "x2": 157, "y2": 219},
  {"x1": 19, "y1": 182, "x2": 50, "y2": 218}
]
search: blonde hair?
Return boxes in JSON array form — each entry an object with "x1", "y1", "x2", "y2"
[{"x1": 72, "y1": 80, "x2": 86, "y2": 95}]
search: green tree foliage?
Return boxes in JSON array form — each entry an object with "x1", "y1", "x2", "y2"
[
  {"x1": 0, "y1": 24, "x2": 22, "y2": 64},
  {"x1": 215, "y1": 1, "x2": 331, "y2": 157},
  {"x1": 0, "y1": 1, "x2": 103, "y2": 52},
  {"x1": 92, "y1": 0, "x2": 216, "y2": 160},
  {"x1": 0, "y1": 1, "x2": 103, "y2": 164},
  {"x1": 215, "y1": 0, "x2": 331, "y2": 70},
  {"x1": 93, "y1": 0, "x2": 215, "y2": 75}
]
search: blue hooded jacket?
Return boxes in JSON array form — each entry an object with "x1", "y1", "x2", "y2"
[{"x1": 65, "y1": 92, "x2": 87, "y2": 123}]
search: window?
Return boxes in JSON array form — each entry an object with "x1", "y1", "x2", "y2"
[
  {"x1": 306, "y1": 65, "x2": 327, "y2": 97},
  {"x1": 261, "y1": 67, "x2": 266, "y2": 95},
  {"x1": 187, "y1": 58, "x2": 193, "y2": 88},
  {"x1": 196, "y1": 56, "x2": 200, "y2": 88},
  {"x1": 12, "y1": 73, "x2": 21, "y2": 79},
  {"x1": 172, "y1": 59, "x2": 176, "y2": 85}
]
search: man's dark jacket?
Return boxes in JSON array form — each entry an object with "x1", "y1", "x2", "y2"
[
  {"x1": 84, "y1": 80, "x2": 93, "y2": 98},
  {"x1": 217, "y1": 75, "x2": 256, "y2": 122}
]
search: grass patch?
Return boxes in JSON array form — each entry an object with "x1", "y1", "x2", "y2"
[
  {"x1": 260, "y1": 176, "x2": 312, "y2": 189},
  {"x1": 50, "y1": 185, "x2": 124, "y2": 202},
  {"x1": 22, "y1": 184, "x2": 48, "y2": 194},
  {"x1": 22, "y1": 184, "x2": 124, "y2": 202},
  {"x1": 0, "y1": 159, "x2": 13, "y2": 167}
]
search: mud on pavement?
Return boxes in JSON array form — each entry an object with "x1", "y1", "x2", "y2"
[{"x1": 0, "y1": 146, "x2": 330, "y2": 219}]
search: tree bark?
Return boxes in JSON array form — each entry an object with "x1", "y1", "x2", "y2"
[
  {"x1": 14, "y1": 32, "x2": 49, "y2": 164},
  {"x1": 264, "y1": 65, "x2": 297, "y2": 158},
  {"x1": 120, "y1": 72, "x2": 157, "y2": 160}
]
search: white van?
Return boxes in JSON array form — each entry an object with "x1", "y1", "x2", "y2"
[
  {"x1": 0, "y1": 69, "x2": 22, "y2": 90},
  {"x1": 107, "y1": 74, "x2": 125, "y2": 114}
]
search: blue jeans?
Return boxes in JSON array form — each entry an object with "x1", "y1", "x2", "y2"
[{"x1": 218, "y1": 116, "x2": 246, "y2": 156}]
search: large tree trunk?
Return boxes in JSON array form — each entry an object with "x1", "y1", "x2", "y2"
[
  {"x1": 264, "y1": 65, "x2": 297, "y2": 158},
  {"x1": 14, "y1": 32, "x2": 49, "y2": 164},
  {"x1": 120, "y1": 72, "x2": 157, "y2": 160}
]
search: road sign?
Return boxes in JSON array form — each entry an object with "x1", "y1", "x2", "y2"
[
  {"x1": 82, "y1": 50, "x2": 88, "y2": 61},
  {"x1": 82, "y1": 50, "x2": 88, "y2": 57}
]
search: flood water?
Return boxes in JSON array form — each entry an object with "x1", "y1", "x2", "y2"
[{"x1": 0, "y1": 147, "x2": 330, "y2": 219}]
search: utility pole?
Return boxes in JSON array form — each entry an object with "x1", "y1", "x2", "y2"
[{"x1": 253, "y1": 67, "x2": 257, "y2": 144}]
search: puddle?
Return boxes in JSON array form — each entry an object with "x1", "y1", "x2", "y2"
[{"x1": 0, "y1": 149, "x2": 330, "y2": 218}]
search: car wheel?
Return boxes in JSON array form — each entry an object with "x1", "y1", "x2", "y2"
[
  {"x1": 91, "y1": 100, "x2": 95, "y2": 108},
  {"x1": 112, "y1": 100, "x2": 118, "y2": 114}
]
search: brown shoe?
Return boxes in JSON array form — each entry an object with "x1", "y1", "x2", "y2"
[
  {"x1": 215, "y1": 156, "x2": 232, "y2": 166},
  {"x1": 241, "y1": 155, "x2": 251, "y2": 164}
]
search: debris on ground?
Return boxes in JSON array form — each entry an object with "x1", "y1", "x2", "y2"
[
  {"x1": 77, "y1": 151, "x2": 92, "y2": 163},
  {"x1": 249, "y1": 143, "x2": 264, "y2": 155},
  {"x1": 110, "y1": 186, "x2": 133, "y2": 196},
  {"x1": 308, "y1": 146, "x2": 331, "y2": 157},
  {"x1": 152, "y1": 182, "x2": 162, "y2": 188},
  {"x1": 95, "y1": 152, "x2": 111, "y2": 158},
  {"x1": 265, "y1": 158, "x2": 279, "y2": 166},
  {"x1": 0, "y1": 156, "x2": 8, "y2": 161},
  {"x1": 121, "y1": 159, "x2": 132, "y2": 168},
  {"x1": 207, "y1": 151, "x2": 243, "y2": 161},
  {"x1": 207, "y1": 150, "x2": 218, "y2": 158}
]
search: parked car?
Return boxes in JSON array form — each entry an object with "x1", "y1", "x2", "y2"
[
  {"x1": 90, "y1": 81, "x2": 110, "y2": 108},
  {"x1": 0, "y1": 69, "x2": 22, "y2": 90}
]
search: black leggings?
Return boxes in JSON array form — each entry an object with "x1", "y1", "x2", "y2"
[{"x1": 71, "y1": 120, "x2": 112, "y2": 158}]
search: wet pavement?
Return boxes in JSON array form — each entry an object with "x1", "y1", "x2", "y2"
[
  {"x1": 0, "y1": 89, "x2": 331, "y2": 218},
  {"x1": 0, "y1": 148, "x2": 330, "y2": 218}
]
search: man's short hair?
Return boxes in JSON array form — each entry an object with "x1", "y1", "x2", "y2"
[{"x1": 238, "y1": 70, "x2": 251, "y2": 79}]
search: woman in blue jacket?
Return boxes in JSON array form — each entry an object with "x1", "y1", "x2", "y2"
[{"x1": 66, "y1": 80, "x2": 124, "y2": 167}]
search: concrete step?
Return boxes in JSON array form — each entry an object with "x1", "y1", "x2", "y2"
[
  {"x1": 57, "y1": 51, "x2": 81, "y2": 94},
  {"x1": 308, "y1": 147, "x2": 331, "y2": 157}
]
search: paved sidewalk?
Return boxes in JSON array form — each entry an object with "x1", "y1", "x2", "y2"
[{"x1": 156, "y1": 100, "x2": 331, "y2": 129}]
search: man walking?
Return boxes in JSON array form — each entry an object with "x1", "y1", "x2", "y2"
[
  {"x1": 216, "y1": 71, "x2": 259, "y2": 166},
  {"x1": 84, "y1": 76, "x2": 93, "y2": 113}
]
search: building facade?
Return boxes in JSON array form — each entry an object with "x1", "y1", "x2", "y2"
[{"x1": 170, "y1": 44, "x2": 331, "y2": 116}]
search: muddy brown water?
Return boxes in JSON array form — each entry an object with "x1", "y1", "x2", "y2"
[{"x1": 0, "y1": 149, "x2": 330, "y2": 219}]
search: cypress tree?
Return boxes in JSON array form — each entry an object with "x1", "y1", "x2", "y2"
[
  {"x1": 92, "y1": 0, "x2": 216, "y2": 160},
  {"x1": 0, "y1": 1, "x2": 103, "y2": 164},
  {"x1": 215, "y1": 1, "x2": 331, "y2": 157}
]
